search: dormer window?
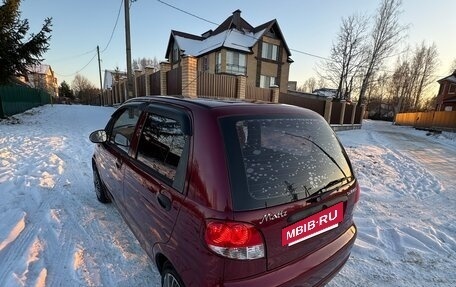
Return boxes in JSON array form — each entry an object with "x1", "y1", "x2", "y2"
[
  {"x1": 449, "y1": 83, "x2": 456, "y2": 94},
  {"x1": 262, "y1": 42, "x2": 279, "y2": 61}
]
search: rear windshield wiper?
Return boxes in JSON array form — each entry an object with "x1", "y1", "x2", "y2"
[
  {"x1": 284, "y1": 132, "x2": 348, "y2": 179},
  {"x1": 305, "y1": 176, "x2": 353, "y2": 202}
]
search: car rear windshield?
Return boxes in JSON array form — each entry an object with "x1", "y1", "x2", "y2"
[{"x1": 220, "y1": 114, "x2": 353, "y2": 211}]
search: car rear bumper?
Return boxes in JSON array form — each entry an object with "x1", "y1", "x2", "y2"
[{"x1": 223, "y1": 224, "x2": 357, "y2": 287}]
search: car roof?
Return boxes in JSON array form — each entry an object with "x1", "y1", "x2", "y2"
[
  {"x1": 123, "y1": 95, "x2": 323, "y2": 120},
  {"x1": 125, "y1": 95, "x2": 276, "y2": 109}
]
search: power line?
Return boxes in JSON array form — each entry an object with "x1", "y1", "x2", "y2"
[
  {"x1": 156, "y1": 0, "x2": 220, "y2": 26},
  {"x1": 47, "y1": 0, "x2": 122, "y2": 79},
  {"x1": 48, "y1": 48, "x2": 97, "y2": 63},
  {"x1": 290, "y1": 48, "x2": 331, "y2": 61},
  {"x1": 156, "y1": 0, "x2": 334, "y2": 62},
  {"x1": 54, "y1": 51, "x2": 98, "y2": 77},
  {"x1": 101, "y1": 0, "x2": 124, "y2": 53}
]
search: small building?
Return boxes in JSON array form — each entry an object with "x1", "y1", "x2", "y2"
[
  {"x1": 287, "y1": 81, "x2": 298, "y2": 91},
  {"x1": 313, "y1": 88, "x2": 337, "y2": 98},
  {"x1": 104, "y1": 69, "x2": 127, "y2": 90},
  {"x1": 436, "y1": 70, "x2": 456, "y2": 111},
  {"x1": 165, "y1": 10, "x2": 293, "y2": 93},
  {"x1": 26, "y1": 64, "x2": 58, "y2": 97}
]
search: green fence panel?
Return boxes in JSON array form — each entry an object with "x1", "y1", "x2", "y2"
[{"x1": 0, "y1": 85, "x2": 50, "y2": 118}]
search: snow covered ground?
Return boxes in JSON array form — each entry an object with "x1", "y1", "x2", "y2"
[{"x1": 0, "y1": 104, "x2": 455, "y2": 287}]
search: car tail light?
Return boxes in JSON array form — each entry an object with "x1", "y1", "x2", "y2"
[{"x1": 204, "y1": 221, "x2": 264, "y2": 260}]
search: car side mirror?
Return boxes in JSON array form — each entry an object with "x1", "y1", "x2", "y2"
[{"x1": 89, "y1": 130, "x2": 107, "y2": 143}]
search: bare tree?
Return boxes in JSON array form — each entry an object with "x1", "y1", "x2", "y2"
[
  {"x1": 358, "y1": 0, "x2": 407, "y2": 103},
  {"x1": 389, "y1": 55, "x2": 411, "y2": 114},
  {"x1": 317, "y1": 76, "x2": 327, "y2": 90},
  {"x1": 386, "y1": 42, "x2": 438, "y2": 114},
  {"x1": 411, "y1": 42, "x2": 438, "y2": 110},
  {"x1": 72, "y1": 74, "x2": 99, "y2": 105},
  {"x1": 365, "y1": 72, "x2": 390, "y2": 117},
  {"x1": 133, "y1": 57, "x2": 160, "y2": 71},
  {"x1": 321, "y1": 14, "x2": 367, "y2": 100},
  {"x1": 300, "y1": 77, "x2": 317, "y2": 93},
  {"x1": 449, "y1": 58, "x2": 456, "y2": 73}
]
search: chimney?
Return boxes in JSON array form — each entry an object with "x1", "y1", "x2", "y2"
[{"x1": 232, "y1": 9, "x2": 241, "y2": 30}]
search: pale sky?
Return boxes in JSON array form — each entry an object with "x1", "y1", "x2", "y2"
[{"x1": 20, "y1": 0, "x2": 456, "y2": 96}]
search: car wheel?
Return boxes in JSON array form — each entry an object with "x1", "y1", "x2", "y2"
[
  {"x1": 92, "y1": 165, "x2": 110, "y2": 203},
  {"x1": 162, "y1": 262, "x2": 184, "y2": 287}
]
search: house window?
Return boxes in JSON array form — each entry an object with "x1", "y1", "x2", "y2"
[
  {"x1": 215, "y1": 52, "x2": 222, "y2": 73},
  {"x1": 449, "y1": 83, "x2": 456, "y2": 94},
  {"x1": 201, "y1": 56, "x2": 209, "y2": 71},
  {"x1": 262, "y1": 42, "x2": 279, "y2": 61},
  {"x1": 226, "y1": 51, "x2": 246, "y2": 75},
  {"x1": 260, "y1": 75, "x2": 276, "y2": 88},
  {"x1": 172, "y1": 42, "x2": 180, "y2": 63}
]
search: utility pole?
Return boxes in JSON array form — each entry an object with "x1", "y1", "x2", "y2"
[
  {"x1": 97, "y1": 45, "x2": 103, "y2": 106},
  {"x1": 124, "y1": 0, "x2": 134, "y2": 101}
]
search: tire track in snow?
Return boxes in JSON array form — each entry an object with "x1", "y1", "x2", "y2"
[
  {"x1": 0, "y1": 201, "x2": 53, "y2": 286},
  {"x1": 332, "y1": 124, "x2": 456, "y2": 287},
  {"x1": 0, "y1": 212, "x2": 26, "y2": 252}
]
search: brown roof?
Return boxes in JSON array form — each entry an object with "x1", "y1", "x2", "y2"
[
  {"x1": 437, "y1": 70, "x2": 456, "y2": 84},
  {"x1": 212, "y1": 9, "x2": 254, "y2": 35}
]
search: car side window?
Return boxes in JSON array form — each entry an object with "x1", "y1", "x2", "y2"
[
  {"x1": 109, "y1": 107, "x2": 141, "y2": 152},
  {"x1": 136, "y1": 113, "x2": 187, "y2": 185}
]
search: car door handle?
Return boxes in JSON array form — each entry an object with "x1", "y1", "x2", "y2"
[{"x1": 157, "y1": 192, "x2": 172, "y2": 211}]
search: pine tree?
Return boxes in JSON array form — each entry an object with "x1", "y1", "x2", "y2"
[
  {"x1": 58, "y1": 81, "x2": 74, "y2": 99},
  {"x1": 0, "y1": 0, "x2": 52, "y2": 84}
]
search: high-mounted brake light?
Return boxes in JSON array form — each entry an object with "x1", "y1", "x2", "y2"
[{"x1": 205, "y1": 221, "x2": 264, "y2": 260}]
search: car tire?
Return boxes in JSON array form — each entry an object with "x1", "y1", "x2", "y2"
[
  {"x1": 161, "y1": 262, "x2": 185, "y2": 287},
  {"x1": 92, "y1": 164, "x2": 110, "y2": 203}
]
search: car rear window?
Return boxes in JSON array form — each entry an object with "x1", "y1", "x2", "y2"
[{"x1": 220, "y1": 115, "x2": 353, "y2": 211}]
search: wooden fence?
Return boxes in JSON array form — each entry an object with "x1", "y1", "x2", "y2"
[
  {"x1": 136, "y1": 74, "x2": 146, "y2": 97},
  {"x1": 149, "y1": 72, "x2": 160, "y2": 95},
  {"x1": 395, "y1": 111, "x2": 456, "y2": 131},
  {"x1": 103, "y1": 63, "x2": 365, "y2": 130},
  {"x1": 246, "y1": 85, "x2": 272, "y2": 101},
  {"x1": 197, "y1": 72, "x2": 237, "y2": 98},
  {"x1": 279, "y1": 93, "x2": 326, "y2": 115},
  {"x1": 279, "y1": 93, "x2": 365, "y2": 128},
  {"x1": 167, "y1": 67, "x2": 181, "y2": 95}
]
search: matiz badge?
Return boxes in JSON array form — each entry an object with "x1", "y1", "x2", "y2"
[
  {"x1": 259, "y1": 210, "x2": 287, "y2": 224},
  {"x1": 282, "y1": 202, "x2": 344, "y2": 246}
]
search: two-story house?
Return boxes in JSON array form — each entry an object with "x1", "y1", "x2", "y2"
[
  {"x1": 165, "y1": 10, "x2": 292, "y2": 93},
  {"x1": 436, "y1": 70, "x2": 456, "y2": 111},
  {"x1": 26, "y1": 64, "x2": 59, "y2": 98}
]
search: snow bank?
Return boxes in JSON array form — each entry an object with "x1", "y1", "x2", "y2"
[
  {"x1": 0, "y1": 105, "x2": 160, "y2": 286},
  {"x1": 330, "y1": 120, "x2": 456, "y2": 287}
]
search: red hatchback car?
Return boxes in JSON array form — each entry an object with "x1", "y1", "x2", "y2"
[{"x1": 89, "y1": 96, "x2": 359, "y2": 287}]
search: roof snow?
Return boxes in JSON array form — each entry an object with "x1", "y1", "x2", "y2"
[
  {"x1": 28, "y1": 64, "x2": 52, "y2": 75},
  {"x1": 174, "y1": 28, "x2": 265, "y2": 57}
]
